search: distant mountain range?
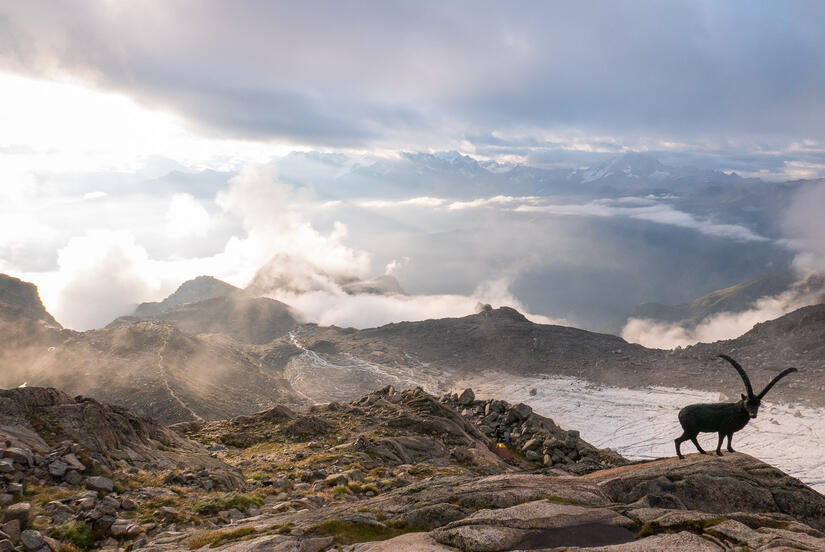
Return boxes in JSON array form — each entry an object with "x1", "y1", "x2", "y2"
[{"x1": 1, "y1": 273, "x2": 822, "y2": 425}]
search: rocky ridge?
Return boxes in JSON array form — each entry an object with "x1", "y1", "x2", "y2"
[
  {"x1": 1, "y1": 386, "x2": 823, "y2": 552},
  {"x1": 133, "y1": 277, "x2": 241, "y2": 318}
]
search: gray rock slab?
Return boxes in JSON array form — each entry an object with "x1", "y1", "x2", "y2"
[
  {"x1": 344, "y1": 532, "x2": 457, "y2": 551},
  {"x1": 214, "y1": 534, "x2": 332, "y2": 552},
  {"x1": 706, "y1": 519, "x2": 769, "y2": 548},
  {"x1": 86, "y1": 475, "x2": 114, "y2": 492},
  {"x1": 444, "y1": 499, "x2": 634, "y2": 531},
  {"x1": 562, "y1": 530, "x2": 723, "y2": 551},
  {"x1": 433, "y1": 524, "x2": 529, "y2": 552}
]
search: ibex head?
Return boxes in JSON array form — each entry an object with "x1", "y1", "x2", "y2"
[{"x1": 718, "y1": 354, "x2": 798, "y2": 419}]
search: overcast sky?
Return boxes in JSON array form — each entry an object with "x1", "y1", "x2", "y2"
[
  {"x1": 1, "y1": 1, "x2": 824, "y2": 331},
  {"x1": 3, "y1": 1, "x2": 825, "y2": 176}
]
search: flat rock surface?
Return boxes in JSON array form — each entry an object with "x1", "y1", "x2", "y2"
[{"x1": 583, "y1": 453, "x2": 825, "y2": 531}]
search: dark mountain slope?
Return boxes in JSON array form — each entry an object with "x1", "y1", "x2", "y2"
[
  {"x1": 118, "y1": 294, "x2": 300, "y2": 345},
  {"x1": 0, "y1": 273, "x2": 60, "y2": 328},
  {"x1": 134, "y1": 275, "x2": 240, "y2": 317}
]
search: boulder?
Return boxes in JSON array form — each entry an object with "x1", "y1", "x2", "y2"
[
  {"x1": 120, "y1": 497, "x2": 138, "y2": 510},
  {"x1": 20, "y1": 530, "x2": 45, "y2": 552},
  {"x1": 110, "y1": 518, "x2": 139, "y2": 537},
  {"x1": 0, "y1": 520, "x2": 20, "y2": 543},
  {"x1": 458, "y1": 388, "x2": 475, "y2": 406},
  {"x1": 85, "y1": 475, "x2": 114, "y2": 492},
  {"x1": 0, "y1": 460, "x2": 13, "y2": 473},
  {"x1": 48, "y1": 460, "x2": 68, "y2": 478},
  {"x1": 0, "y1": 540, "x2": 13, "y2": 552},
  {"x1": 42, "y1": 536, "x2": 60, "y2": 552},
  {"x1": 521, "y1": 438, "x2": 542, "y2": 452},
  {"x1": 3, "y1": 448, "x2": 33, "y2": 467},
  {"x1": 44, "y1": 501, "x2": 73, "y2": 524},
  {"x1": 61, "y1": 453, "x2": 86, "y2": 472},
  {"x1": 2, "y1": 502, "x2": 31, "y2": 529},
  {"x1": 506, "y1": 403, "x2": 532, "y2": 423},
  {"x1": 565, "y1": 429, "x2": 580, "y2": 448},
  {"x1": 156, "y1": 506, "x2": 180, "y2": 521},
  {"x1": 434, "y1": 525, "x2": 528, "y2": 552},
  {"x1": 64, "y1": 470, "x2": 83, "y2": 486}
]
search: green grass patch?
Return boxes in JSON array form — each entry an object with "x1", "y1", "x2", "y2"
[
  {"x1": 189, "y1": 527, "x2": 257, "y2": 549},
  {"x1": 194, "y1": 493, "x2": 264, "y2": 516},
  {"x1": 332, "y1": 485, "x2": 353, "y2": 496},
  {"x1": 49, "y1": 522, "x2": 95, "y2": 550},
  {"x1": 355, "y1": 508, "x2": 387, "y2": 521}
]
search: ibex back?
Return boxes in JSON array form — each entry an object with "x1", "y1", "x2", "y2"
[{"x1": 675, "y1": 354, "x2": 797, "y2": 459}]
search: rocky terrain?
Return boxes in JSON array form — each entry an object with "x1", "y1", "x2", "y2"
[
  {"x1": 273, "y1": 302, "x2": 825, "y2": 405},
  {"x1": 1, "y1": 385, "x2": 824, "y2": 551},
  {"x1": 114, "y1": 295, "x2": 300, "y2": 346},
  {"x1": 2, "y1": 272, "x2": 824, "y2": 428},
  {"x1": 0, "y1": 276, "x2": 61, "y2": 330}
]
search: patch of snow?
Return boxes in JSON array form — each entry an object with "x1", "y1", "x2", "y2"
[{"x1": 455, "y1": 373, "x2": 825, "y2": 493}]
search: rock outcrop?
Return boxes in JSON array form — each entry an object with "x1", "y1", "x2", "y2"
[
  {"x1": 133, "y1": 275, "x2": 241, "y2": 318},
  {"x1": 0, "y1": 386, "x2": 823, "y2": 552},
  {"x1": 0, "y1": 275, "x2": 60, "y2": 329},
  {"x1": 0, "y1": 387, "x2": 243, "y2": 488}
]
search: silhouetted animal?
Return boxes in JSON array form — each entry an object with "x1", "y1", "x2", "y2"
[{"x1": 675, "y1": 354, "x2": 797, "y2": 459}]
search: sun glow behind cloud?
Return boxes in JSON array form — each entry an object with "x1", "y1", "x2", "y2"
[{"x1": 0, "y1": 71, "x2": 285, "y2": 175}]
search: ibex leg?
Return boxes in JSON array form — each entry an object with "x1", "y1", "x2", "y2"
[
  {"x1": 726, "y1": 433, "x2": 735, "y2": 453},
  {"x1": 690, "y1": 435, "x2": 706, "y2": 455}
]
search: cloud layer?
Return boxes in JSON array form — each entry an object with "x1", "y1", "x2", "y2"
[{"x1": 2, "y1": 2, "x2": 825, "y2": 175}]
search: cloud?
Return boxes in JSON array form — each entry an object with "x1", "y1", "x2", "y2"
[
  {"x1": 356, "y1": 197, "x2": 447, "y2": 209},
  {"x1": 447, "y1": 196, "x2": 541, "y2": 211},
  {"x1": 165, "y1": 193, "x2": 210, "y2": 238},
  {"x1": 782, "y1": 181, "x2": 825, "y2": 275},
  {"x1": 46, "y1": 230, "x2": 157, "y2": 330},
  {"x1": 357, "y1": 191, "x2": 769, "y2": 243},
  {"x1": 268, "y1": 278, "x2": 565, "y2": 329},
  {"x1": 621, "y1": 278, "x2": 825, "y2": 349},
  {"x1": 622, "y1": 182, "x2": 825, "y2": 349},
  {"x1": 2, "y1": 2, "x2": 825, "y2": 172},
  {"x1": 384, "y1": 257, "x2": 409, "y2": 276},
  {"x1": 216, "y1": 164, "x2": 372, "y2": 289},
  {"x1": 515, "y1": 198, "x2": 770, "y2": 243}
]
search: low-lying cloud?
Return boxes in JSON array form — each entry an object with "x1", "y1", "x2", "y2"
[
  {"x1": 621, "y1": 277, "x2": 825, "y2": 349},
  {"x1": 356, "y1": 194, "x2": 769, "y2": 243},
  {"x1": 268, "y1": 278, "x2": 564, "y2": 329},
  {"x1": 622, "y1": 181, "x2": 825, "y2": 349}
]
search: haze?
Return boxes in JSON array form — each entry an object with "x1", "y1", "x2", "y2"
[{"x1": 2, "y1": 1, "x2": 824, "y2": 344}]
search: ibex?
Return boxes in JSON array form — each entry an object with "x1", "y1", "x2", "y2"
[{"x1": 675, "y1": 354, "x2": 797, "y2": 459}]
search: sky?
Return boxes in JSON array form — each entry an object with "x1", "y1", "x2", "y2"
[{"x1": 1, "y1": 1, "x2": 824, "y2": 334}]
